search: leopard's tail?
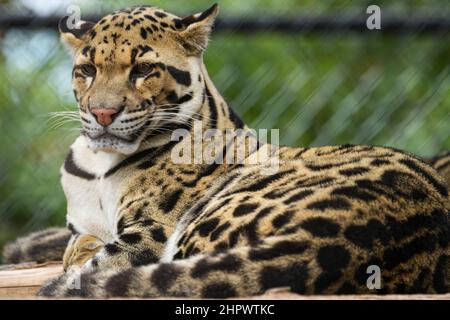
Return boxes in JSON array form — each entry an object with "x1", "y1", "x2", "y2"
[
  {"x1": 426, "y1": 151, "x2": 450, "y2": 186},
  {"x1": 2, "y1": 227, "x2": 71, "y2": 264},
  {"x1": 39, "y1": 230, "x2": 450, "y2": 297}
]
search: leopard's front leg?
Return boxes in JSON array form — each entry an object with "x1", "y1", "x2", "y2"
[
  {"x1": 41, "y1": 204, "x2": 174, "y2": 296},
  {"x1": 80, "y1": 210, "x2": 171, "y2": 271}
]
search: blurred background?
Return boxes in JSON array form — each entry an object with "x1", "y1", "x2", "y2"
[{"x1": 0, "y1": 0, "x2": 449, "y2": 261}]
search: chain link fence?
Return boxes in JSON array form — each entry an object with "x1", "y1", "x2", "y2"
[{"x1": 0, "y1": 0, "x2": 449, "y2": 257}]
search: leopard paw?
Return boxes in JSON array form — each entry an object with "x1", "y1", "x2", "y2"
[{"x1": 63, "y1": 235, "x2": 104, "y2": 271}]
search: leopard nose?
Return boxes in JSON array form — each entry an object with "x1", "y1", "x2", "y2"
[{"x1": 90, "y1": 108, "x2": 121, "y2": 126}]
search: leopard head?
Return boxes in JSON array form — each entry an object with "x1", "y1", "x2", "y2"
[{"x1": 59, "y1": 4, "x2": 218, "y2": 154}]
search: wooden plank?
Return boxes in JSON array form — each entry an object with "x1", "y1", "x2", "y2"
[{"x1": 0, "y1": 262, "x2": 63, "y2": 299}]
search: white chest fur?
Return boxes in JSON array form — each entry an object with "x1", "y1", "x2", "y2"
[{"x1": 61, "y1": 136, "x2": 126, "y2": 243}]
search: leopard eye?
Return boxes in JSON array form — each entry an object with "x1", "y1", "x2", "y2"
[
  {"x1": 130, "y1": 63, "x2": 154, "y2": 79},
  {"x1": 80, "y1": 64, "x2": 97, "y2": 77}
]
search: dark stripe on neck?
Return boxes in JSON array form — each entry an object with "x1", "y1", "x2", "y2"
[
  {"x1": 64, "y1": 149, "x2": 96, "y2": 180},
  {"x1": 228, "y1": 106, "x2": 245, "y2": 129},
  {"x1": 104, "y1": 146, "x2": 158, "y2": 178},
  {"x1": 104, "y1": 140, "x2": 180, "y2": 177},
  {"x1": 204, "y1": 84, "x2": 218, "y2": 129}
]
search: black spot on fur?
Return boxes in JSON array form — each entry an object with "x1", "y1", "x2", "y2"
[
  {"x1": 167, "y1": 66, "x2": 191, "y2": 86},
  {"x1": 130, "y1": 249, "x2": 158, "y2": 266},
  {"x1": 105, "y1": 243, "x2": 121, "y2": 255},
  {"x1": 120, "y1": 233, "x2": 142, "y2": 244},
  {"x1": 383, "y1": 233, "x2": 438, "y2": 270},
  {"x1": 184, "y1": 243, "x2": 200, "y2": 257},
  {"x1": 140, "y1": 27, "x2": 147, "y2": 39},
  {"x1": 355, "y1": 179, "x2": 397, "y2": 201},
  {"x1": 137, "y1": 45, "x2": 153, "y2": 57},
  {"x1": 191, "y1": 254, "x2": 242, "y2": 278},
  {"x1": 317, "y1": 245, "x2": 350, "y2": 272},
  {"x1": 68, "y1": 223, "x2": 78, "y2": 235},
  {"x1": 331, "y1": 186, "x2": 377, "y2": 202},
  {"x1": 201, "y1": 282, "x2": 237, "y2": 298},
  {"x1": 306, "y1": 197, "x2": 351, "y2": 211},
  {"x1": 159, "y1": 189, "x2": 183, "y2": 213},
  {"x1": 173, "y1": 18, "x2": 183, "y2": 29},
  {"x1": 272, "y1": 211, "x2": 294, "y2": 228},
  {"x1": 283, "y1": 190, "x2": 314, "y2": 205},
  {"x1": 339, "y1": 167, "x2": 370, "y2": 176},
  {"x1": 314, "y1": 270, "x2": 343, "y2": 293},
  {"x1": 151, "y1": 263, "x2": 183, "y2": 292},
  {"x1": 249, "y1": 241, "x2": 308, "y2": 261},
  {"x1": 166, "y1": 90, "x2": 178, "y2": 103},
  {"x1": 151, "y1": 227, "x2": 167, "y2": 243},
  {"x1": 386, "y1": 210, "x2": 448, "y2": 243},
  {"x1": 154, "y1": 11, "x2": 167, "y2": 18},
  {"x1": 233, "y1": 203, "x2": 259, "y2": 217},
  {"x1": 210, "y1": 222, "x2": 231, "y2": 241},
  {"x1": 105, "y1": 269, "x2": 135, "y2": 297},
  {"x1": 314, "y1": 246, "x2": 350, "y2": 292},
  {"x1": 197, "y1": 218, "x2": 220, "y2": 237},
  {"x1": 301, "y1": 217, "x2": 341, "y2": 237},
  {"x1": 296, "y1": 176, "x2": 335, "y2": 188},
  {"x1": 260, "y1": 262, "x2": 309, "y2": 294},
  {"x1": 130, "y1": 48, "x2": 138, "y2": 64},
  {"x1": 141, "y1": 219, "x2": 154, "y2": 227},
  {"x1": 236, "y1": 169, "x2": 296, "y2": 195},
  {"x1": 371, "y1": 159, "x2": 390, "y2": 166},
  {"x1": 176, "y1": 93, "x2": 193, "y2": 104},
  {"x1": 344, "y1": 219, "x2": 388, "y2": 249},
  {"x1": 144, "y1": 14, "x2": 158, "y2": 22}
]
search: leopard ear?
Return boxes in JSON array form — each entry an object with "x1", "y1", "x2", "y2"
[
  {"x1": 177, "y1": 3, "x2": 219, "y2": 56},
  {"x1": 58, "y1": 16, "x2": 95, "y2": 49}
]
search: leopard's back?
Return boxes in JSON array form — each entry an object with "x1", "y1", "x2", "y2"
[{"x1": 165, "y1": 145, "x2": 450, "y2": 294}]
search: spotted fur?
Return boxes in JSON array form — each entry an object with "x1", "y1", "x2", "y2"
[
  {"x1": 426, "y1": 152, "x2": 450, "y2": 186},
  {"x1": 3, "y1": 5, "x2": 450, "y2": 298}
]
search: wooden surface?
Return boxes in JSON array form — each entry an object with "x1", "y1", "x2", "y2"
[
  {"x1": 0, "y1": 262, "x2": 450, "y2": 299},
  {"x1": 0, "y1": 262, "x2": 63, "y2": 298}
]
